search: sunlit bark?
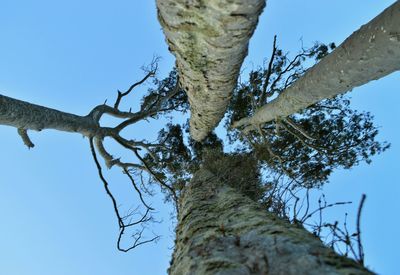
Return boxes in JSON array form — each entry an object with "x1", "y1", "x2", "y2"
[
  {"x1": 233, "y1": 2, "x2": 400, "y2": 131},
  {"x1": 157, "y1": 0, "x2": 265, "y2": 141}
]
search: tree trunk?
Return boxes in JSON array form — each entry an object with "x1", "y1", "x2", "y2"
[
  {"x1": 233, "y1": 1, "x2": 400, "y2": 131},
  {"x1": 170, "y1": 166, "x2": 373, "y2": 275},
  {"x1": 157, "y1": 0, "x2": 265, "y2": 141}
]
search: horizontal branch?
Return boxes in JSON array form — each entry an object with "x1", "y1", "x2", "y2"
[{"x1": 0, "y1": 94, "x2": 99, "y2": 136}]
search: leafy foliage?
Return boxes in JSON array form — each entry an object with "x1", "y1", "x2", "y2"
[
  {"x1": 143, "y1": 38, "x2": 388, "y2": 195},
  {"x1": 143, "y1": 124, "x2": 224, "y2": 195},
  {"x1": 227, "y1": 39, "x2": 336, "y2": 123},
  {"x1": 143, "y1": 124, "x2": 192, "y2": 193},
  {"x1": 140, "y1": 69, "x2": 189, "y2": 118},
  {"x1": 246, "y1": 96, "x2": 389, "y2": 188},
  {"x1": 225, "y1": 39, "x2": 388, "y2": 188},
  {"x1": 116, "y1": 38, "x2": 389, "y2": 259}
]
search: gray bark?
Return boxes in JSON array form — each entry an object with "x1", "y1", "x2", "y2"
[
  {"x1": 0, "y1": 94, "x2": 151, "y2": 139},
  {"x1": 0, "y1": 94, "x2": 99, "y2": 136},
  {"x1": 233, "y1": 1, "x2": 400, "y2": 130},
  {"x1": 170, "y1": 166, "x2": 373, "y2": 275},
  {"x1": 156, "y1": 0, "x2": 265, "y2": 141}
]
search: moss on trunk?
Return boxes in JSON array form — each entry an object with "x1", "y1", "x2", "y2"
[{"x1": 169, "y1": 162, "x2": 373, "y2": 275}]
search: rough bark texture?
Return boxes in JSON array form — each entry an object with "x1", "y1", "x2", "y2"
[
  {"x1": 157, "y1": 0, "x2": 265, "y2": 141},
  {"x1": 0, "y1": 94, "x2": 98, "y2": 136},
  {"x1": 233, "y1": 1, "x2": 400, "y2": 130},
  {"x1": 169, "y1": 166, "x2": 373, "y2": 275}
]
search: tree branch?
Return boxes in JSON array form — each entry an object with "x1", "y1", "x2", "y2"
[
  {"x1": 17, "y1": 128, "x2": 35, "y2": 148},
  {"x1": 90, "y1": 137, "x2": 158, "y2": 252},
  {"x1": 114, "y1": 59, "x2": 158, "y2": 110}
]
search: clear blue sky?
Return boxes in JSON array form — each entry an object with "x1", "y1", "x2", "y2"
[{"x1": 0, "y1": 1, "x2": 398, "y2": 274}]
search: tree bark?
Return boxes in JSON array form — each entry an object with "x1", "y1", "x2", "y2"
[
  {"x1": 0, "y1": 94, "x2": 99, "y2": 136},
  {"x1": 233, "y1": 1, "x2": 400, "y2": 131},
  {"x1": 157, "y1": 0, "x2": 265, "y2": 141},
  {"x1": 170, "y1": 166, "x2": 373, "y2": 275}
]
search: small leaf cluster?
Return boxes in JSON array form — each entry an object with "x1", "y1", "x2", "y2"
[{"x1": 140, "y1": 69, "x2": 189, "y2": 118}]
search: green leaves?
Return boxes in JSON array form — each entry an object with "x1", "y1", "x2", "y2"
[
  {"x1": 140, "y1": 69, "x2": 189, "y2": 118},
  {"x1": 141, "y1": 39, "x2": 389, "y2": 195},
  {"x1": 225, "y1": 40, "x2": 388, "y2": 188}
]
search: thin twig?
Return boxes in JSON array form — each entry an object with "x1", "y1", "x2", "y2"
[
  {"x1": 114, "y1": 61, "x2": 158, "y2": 109},
  {"x1": 123, "y1": 167, "x2": 154, "y2": 211},
  {"x1": 89, "y1": 137, "x2": 123, "y2": 227},
  {"x1": 356, "y1": 194, "x2": 366, "y2": 265},
  {"x1": 89, "y1": 137, "x2": 157, "y2": 252},
  {"x1": 260, "y1": 35, "x2": 277, "y2": 105}
]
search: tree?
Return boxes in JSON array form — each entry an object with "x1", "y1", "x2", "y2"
[
  {"x1": 169, "y1": 155, "x2": 372, "y2": 274},
  {"x1": 0, "y1": 1, "x2": 398, "y2": 274},
  {"x1": 153, "y1": 0, "x2": 397, "y2": 273},
  {"x1": 0, "y1": 64, "x2": 189, "y2": 252},
  {"x1": 0, "y1": 44, "x2": 388, "y2": 273},
  {"x1": 143, "y1": 41, "x2": 386, "y2": 273}
]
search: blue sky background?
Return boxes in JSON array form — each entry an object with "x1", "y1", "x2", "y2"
[{"x1": 0, "y1": 1, "x2": 398, "y2": 274}]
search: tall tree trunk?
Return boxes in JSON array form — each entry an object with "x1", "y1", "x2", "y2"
[
  {"x1": 170, "y1": 165, "x2": 372, "y2": 275},
  {"x1": 233, "y1": 1, "x2": 400, "y2": 131},
  {"x1": 157, "y1": 0, "x2": 265, "y2": 141}
]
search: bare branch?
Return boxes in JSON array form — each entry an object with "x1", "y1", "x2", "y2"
[
  {"x1": 89, "y1": 137, "x2": 124, "y2": 227},
  {"x1": 93, "y1": 136, "x2": 145, "y2": 170},
  {"x1": 278, "y1": 120, "x2": 326, "y2": 154},
  {"x1": 17, "y1": 128, "x2": 35, "y2": 148},
  {"x1": 111, "y1": 134, "x2": 178, "y2": 211},
  {"x1": 259, "y1": 35, "x2": 277, "y2": 105},
  {"x1": 356, "y1": 194, "x2": 366, "y2": 265},
  {"x1": 89, "y1": 137, "x2": 157, "y2": 252},
  {"x1": 133, "y1": 149, "x2": 178, "y2": 206},
  {"x1": 114, "y1": 59, "x2": 158, "y2": 110},
  {"x1": 89, "y1": 104, "x2": 144, "y2": 122},
  {"x1": 123, "y1": 168, "x2": 154, "y2": 211},
  {"x1": 114, "y1": 83, "x2": 180, "y2": 133},
  {"x1": 117, "y1": 208, "x2": 160, "y2": 252},
  {"x1": 301, "y1": 200, "x2": 352, "y2": 223},
  {"x1": 281, "y1": 117, "x2": 316, "y2": 141}
]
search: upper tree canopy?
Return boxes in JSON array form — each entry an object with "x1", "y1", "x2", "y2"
[{"x1": 143, "y1": 42, "x2": 388, "y2": 194}]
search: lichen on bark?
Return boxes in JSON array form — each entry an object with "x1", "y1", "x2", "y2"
[
  {"x1": 0, "y1": 94, "x2": 99, "y2": 136},
  {"x1": 169, "y1": 157, "x2": 373, "y2": 275},
  {"x1": 233, "y1": 1, "x2": 400, "y2": 130},
  {"x1": 156, "y1": 0, "x2": 266, "y2": 141}
]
